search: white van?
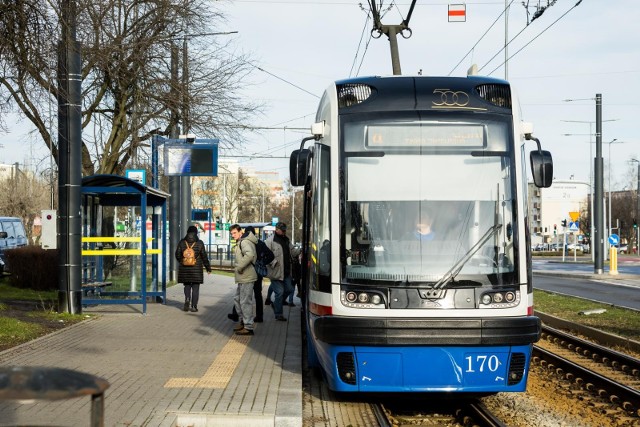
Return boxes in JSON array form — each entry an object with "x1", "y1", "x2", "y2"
[{"x1": 0, "y1": 217, "x2": 28, "y2": 274}]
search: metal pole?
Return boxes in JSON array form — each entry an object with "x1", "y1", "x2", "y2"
[
  {"x1": 57, "y1": 0, "x2": 82, "y2": 314},
  {"x1": 504, "y1": 0, "x2": 509, "y2": 80},
  {"x1": 637, "y1": 163, "x2": 640, "y2": 256},
  {"x1": 608, "y1": 142, "x2": 612, "y2": 238},
  {"x1": 168, "y1": 45, "x2": 180, "y2": 282},
  {"x1": 589, "y1": 123, "x2": 594, "y2": 262},
  {"x1": 594, "y1": 93, "x2": 604, "y2": 274},
  {"x1": 180, "y1": 37, "x2": 191, "y2": 240},
  {"x1": 291, "y1": 191, "x2": 295, "y2": 243},
  {"x1": 222, "y1": 173, "x2": 227, "y2": 221}
]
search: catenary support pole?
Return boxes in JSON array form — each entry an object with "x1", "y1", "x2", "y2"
[{"x1": 57, "y1": 0, "x2": 82, "y2": 314}]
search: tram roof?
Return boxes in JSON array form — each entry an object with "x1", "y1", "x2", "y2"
[{"x1": 333, "y1": 75, "x2": 512, "y2": 113}]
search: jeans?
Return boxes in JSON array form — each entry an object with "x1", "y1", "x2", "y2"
[
  {"x1": 271, "y1": 276, "x2": 294, "y2": 316},
  {"x1": 234, "y1": 282, "x2": 255, "y2": 330},
  {"x1": 284, "y1": 276, "x2": 294, "y2": 304}
]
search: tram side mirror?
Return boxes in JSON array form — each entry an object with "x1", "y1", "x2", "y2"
[
  {"x1": 290, "y1": 148, "x2": 311, "y2": 187},
  {"x1": 530, "y1": 150, "x2": 553, "y2": 188}
]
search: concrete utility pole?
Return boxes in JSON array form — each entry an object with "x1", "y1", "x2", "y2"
[
  {"x1": 57, "y1": 0, "x2": 82, "y2": 314},
  {"x1": 594, "y1": 93, "x2": 604, "y2": 274}
]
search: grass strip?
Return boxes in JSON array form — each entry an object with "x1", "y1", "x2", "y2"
[{"x1": 534, "y1": 289, "x2": 640, "y2": 342}]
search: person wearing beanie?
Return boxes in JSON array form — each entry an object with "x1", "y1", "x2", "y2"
[{"x1": 175, "y1": 225, "x2": 211, "y2": 312}]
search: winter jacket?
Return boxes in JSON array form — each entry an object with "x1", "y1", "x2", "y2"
[
  {"x1": 265, "y1": 233, "x2": 301, "y2": 281},
  {"x1": 175, "y1": 231, "x2": 211, "y2": 284},
  {"x1": 234, "y1": 232, "x2": 258, "y2": 284}
]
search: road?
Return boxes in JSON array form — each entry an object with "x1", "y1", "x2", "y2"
[{"x1": 532, "y1": 256, "x2": 640, "y2": 311}]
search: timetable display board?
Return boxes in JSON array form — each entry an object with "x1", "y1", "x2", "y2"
[{"x1": 164, "y1": 143, "x2": 219, "y2": 176}]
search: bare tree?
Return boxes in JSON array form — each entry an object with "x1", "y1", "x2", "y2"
[{"x1": 0, "y1": 0, "x2": 261, "y2": 178}]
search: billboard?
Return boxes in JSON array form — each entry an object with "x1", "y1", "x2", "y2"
[{"x1": 164, "y1": 143, "x2": 219, "y2": 176}]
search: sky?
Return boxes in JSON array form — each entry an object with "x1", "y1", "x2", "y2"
[{"x1": 1, "y1": 0, "x2": 639, "y2": 191}]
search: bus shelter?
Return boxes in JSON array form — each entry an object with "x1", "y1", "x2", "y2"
[{"x1": 81, "y1": 175, "x2": 169, "y2": 314}]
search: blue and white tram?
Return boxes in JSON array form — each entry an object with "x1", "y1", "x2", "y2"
[{"x1": 289, "y1": 75, "x2": 553, "y2": 393}]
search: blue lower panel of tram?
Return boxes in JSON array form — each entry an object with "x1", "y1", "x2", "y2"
[{"x1": 314, "y1": 342, "x2": 532, "y2": 393}]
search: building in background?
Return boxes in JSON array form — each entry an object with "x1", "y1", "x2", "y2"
[
  {"x1": 528, "y1": 179, "x2": 590, "y2": 246},
  {"x1": 0, "y1": 163, "x2": 20, "y2": 180}
]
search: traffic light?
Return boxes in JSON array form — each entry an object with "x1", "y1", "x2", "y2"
[
  {"x1": 553, "y1": 224, "x2": 557, "y2": 235},
  {"x1": 215, "y1": 216, "x2": 222, "y2": 229},
  {"x1": 561, "y1": 219, "x2": 567, "y2": 228},
  {"x1": 634, "y1": 219, "x2": 638, "y2": 229}
]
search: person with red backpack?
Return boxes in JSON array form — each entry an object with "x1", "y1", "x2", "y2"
[{"x1": 175, "y1": 225, "x2": 211, "y2": 313}]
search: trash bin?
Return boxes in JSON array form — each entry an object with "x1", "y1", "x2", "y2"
[{"x1": 0, "y1": 366, "x2": 110, "y2": 427}]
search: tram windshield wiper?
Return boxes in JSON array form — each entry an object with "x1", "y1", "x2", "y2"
[{"x1": 432, "y1": 224, "x2": 502, "y2": 290}]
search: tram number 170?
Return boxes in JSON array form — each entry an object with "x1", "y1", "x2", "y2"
[{"x1": 464, "y1": 353, "x2": 502, "y2": 373}]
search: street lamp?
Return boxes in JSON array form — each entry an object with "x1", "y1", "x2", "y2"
[
  {"x1": 562, "y1": 95, "x2": 613, "y2": 273},
  {"x1": 630, "y1": 159, "x2": 640, "y2": 256},
  {"x1": 605, "y1": 139, "x2": 624, "y2": 239},
  {"x1": 562, "y1": 118, "x2": 618, "y2": 262}
]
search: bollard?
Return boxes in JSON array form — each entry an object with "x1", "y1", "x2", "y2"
[
  {"x1": 0, "y1": 366, "x2": 110, "y2": 427},
  {"x1": 609, "y1": 247, "x2": 618, "y2": 275}
]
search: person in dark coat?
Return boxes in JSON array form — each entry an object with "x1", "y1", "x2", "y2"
[{"x1": 175, "y1": 225, "x2": 211, "y2": 312}]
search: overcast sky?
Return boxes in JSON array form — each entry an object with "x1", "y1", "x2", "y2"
[{"x1": 1, "y1": 0, "x2": 638, "y2": 191}]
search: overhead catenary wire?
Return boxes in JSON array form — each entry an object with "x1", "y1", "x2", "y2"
[
  {"x1": 349, "y1": 8, "x2": 372, "y2": 77},
  {"x1": 485, "y1": 0, "x2": 583, "y2": 75},
  {"x1": 448, "y1": 0, "x2": 515, "y2": 76}
]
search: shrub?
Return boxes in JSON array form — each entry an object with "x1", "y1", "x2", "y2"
[{"x1": 5, "y1": 247, "x2": 58, "y2": 291}]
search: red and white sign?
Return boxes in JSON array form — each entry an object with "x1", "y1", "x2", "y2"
[{"x1": 448, "y1": 4, "x2": 466, "y2": 22}]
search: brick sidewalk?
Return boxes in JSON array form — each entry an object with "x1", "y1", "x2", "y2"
[{"x1": 0, "y1": 273, "x2": 302, "y2": 427}]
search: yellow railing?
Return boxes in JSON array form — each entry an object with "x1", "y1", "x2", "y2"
[{"x1": 81, "y1": 237, "x2": 162, "y2": 256}]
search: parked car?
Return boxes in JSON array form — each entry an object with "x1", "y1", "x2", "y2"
[
  {"x1": 618, "y1": 244, "x2": 629, "y2": 254},
  {"x1": 0, "y1": 217, "x2": 28, "y2": 274}
]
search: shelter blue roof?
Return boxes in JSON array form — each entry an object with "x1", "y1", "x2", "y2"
[{"x1": 82, "y1": 174, "x2": 169, "y2": 207}]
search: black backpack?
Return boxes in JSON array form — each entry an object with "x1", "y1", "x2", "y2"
[{"x1": 254, "y1": 239, "x2": 275, "y2": 276}]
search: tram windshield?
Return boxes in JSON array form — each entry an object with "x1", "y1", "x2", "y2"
[{"x1": 342, "y1": 114, "x2": 517, "y2": 286}]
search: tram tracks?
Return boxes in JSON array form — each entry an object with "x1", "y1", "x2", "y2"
[
  {"x1": 371, "y1": 399, "x2": 508, "y2": 427},
  {"x1": 532, "y1": 324, "x2": 640, "y2": 421}
]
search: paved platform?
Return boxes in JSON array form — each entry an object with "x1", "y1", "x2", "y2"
[{"x1": 0, "y1": 273, "x2": 302, "y2": 427}]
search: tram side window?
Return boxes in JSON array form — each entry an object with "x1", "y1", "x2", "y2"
[{"x1": 313, "y1": 145, "x2": 331, "y2": 277}]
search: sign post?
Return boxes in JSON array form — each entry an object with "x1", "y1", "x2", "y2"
[{"x1": 608, "y1": 234, "x2": 619, "y2": 275}]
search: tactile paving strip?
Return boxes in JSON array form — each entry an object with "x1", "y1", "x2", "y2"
[{"x1": 164, "y1": 334, "x2": 251, "y2": 388}]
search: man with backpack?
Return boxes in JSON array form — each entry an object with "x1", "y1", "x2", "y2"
[
  {"x1": 265, "y1": 222, "x2": 300, "y2": 321},
  {"x1": 175, "y1": 225, "x2": 211, "y2": 313},
  {"x1": 230, "y1": 223, "x2": 258, "y2": 335},
  {"x1": 227, "y1": 227, "x2": 274, "y2": 323}
]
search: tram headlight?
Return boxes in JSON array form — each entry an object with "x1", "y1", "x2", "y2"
[
  {"x1": 481, "y1": 294, "x2": 492, "y2": 305},
  {"x1": 370, "y1": 294, "x2": 382, "y2": 305},
  {"x1": 346, "y1": 292, "x2": 357, "y2": 303},
  {"x1": 493, "y1": 292, "x2": 504, "y2": 303},
  {"x1": 505, "y1": 291, "x2": 516, "y2": 303},
  {"x1": 357, "y1": 293, "x2": 369, "y2": 303}
]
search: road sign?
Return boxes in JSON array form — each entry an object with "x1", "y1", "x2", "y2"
[
  {"x1": 608, "y1": 234, "x2": 619, "y2": 246},
  {"x1": 569, "y1": 211, "x2": 580, "y2": 222},
  {"x1": 569, "y1": 221, "x2": 579, "y2": 232}
]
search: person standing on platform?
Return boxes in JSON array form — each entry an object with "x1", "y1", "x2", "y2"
[
  {"x1": 228, "y1": 227, "x2": 265, "y2": 323},
  {"x1": 265, "y1": 222, "x2": 299, "y2": 321},
  {"x1": 230, "y1": 224, "x2": 257, "y2": 335},
  {"x1": 175, "y1": 225, "x2": 211, "y2": 313}
]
